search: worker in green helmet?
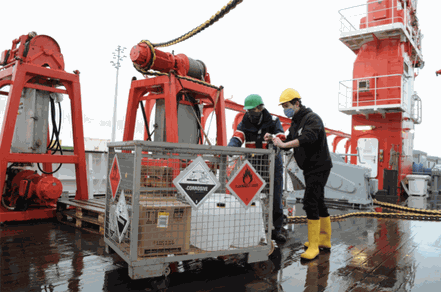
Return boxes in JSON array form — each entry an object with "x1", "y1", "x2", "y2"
[
  {"x1": 228, "y1": 94, "x2": 287, "y2": 243},
  {"x1": 270, "y1": 88, "x2": 333, "y2": 261}
]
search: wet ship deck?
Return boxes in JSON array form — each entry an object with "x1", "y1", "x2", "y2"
[{"x1": 1, "y1": 197, "x2": 441, "y2": 292}]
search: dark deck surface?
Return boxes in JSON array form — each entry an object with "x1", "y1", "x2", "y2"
[{"x1": 1, "y1": 197, "x2": 441, "y2": 292}]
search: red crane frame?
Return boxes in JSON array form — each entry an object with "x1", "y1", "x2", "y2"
[
  {"x1": 0, "y1": 52, "x2": 89, "y2": 223},
  {"x1": 224, "y1": 99, "x2": 351, "y2": 153},
  {"x1": 122, "y1": 74, "x2": 227, "y2": 146}
]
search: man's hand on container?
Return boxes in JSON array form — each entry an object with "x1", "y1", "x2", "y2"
[
  {"x1": 264, "y1": 133, "x2": 274, "y2": 141},
  {"x1": 272, "y1": 136, "x2": 285, "y2": 148}
]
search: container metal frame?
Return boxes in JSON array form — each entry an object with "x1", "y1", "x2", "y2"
[{"x1": 104, "y1": 140, "x2": 275, "y2": 280}]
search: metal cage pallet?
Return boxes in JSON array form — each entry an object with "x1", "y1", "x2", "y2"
[{"x1": 104, "y1": 140, "x2": 276, "y2": 280}]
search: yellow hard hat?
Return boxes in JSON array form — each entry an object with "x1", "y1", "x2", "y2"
[{"x1": 279, "y1": 88, "x2": 301, "y2": 105}]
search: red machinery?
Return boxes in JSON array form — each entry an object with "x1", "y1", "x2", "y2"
[
  {"x1": 128, "y1": 42, "x2": 351, "y2": 153},
  {"x1": 124, "y1": 41, "x2": 226, "y2": 145},
  {"x1": 226, "y1": 99, "x2": 352, "y2": 154},
  {"x1": 339, "y1": 0, "x2": 424, "y2": 196},
  {"x1": 0, "y1": 32, "x2": 88, "y2": 223},
  {"x1": 2, "y1": 170, "x2": 63, "y2": 211}
]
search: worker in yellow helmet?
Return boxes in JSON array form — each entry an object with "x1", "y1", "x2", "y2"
[{"x1": 267, "y1": 88, "x2": 333, "y2": 261}]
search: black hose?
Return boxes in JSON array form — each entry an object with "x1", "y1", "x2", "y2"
[
  {"x1": 139, "y1": 101, "x2": 152, "y2": 141},
  {"x1": 38, "y1": 96, "x2": 63, "y2": 175},
  {"x1": 48, "y1": 95, "x2": 61, "y2": 152},
  {"x1": 48, "y1": 99, "x2": 56, "y2": 150}
]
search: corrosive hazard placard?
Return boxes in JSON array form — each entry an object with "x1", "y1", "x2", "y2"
[
  {"x1": 173, "y1": 156, "x2": 220, "y2": 209},
  {"x1": 226, "y1": 160, "x2": 266, "y2": 209}
]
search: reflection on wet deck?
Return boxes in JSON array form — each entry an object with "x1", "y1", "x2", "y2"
[{"x1": 1, "y1": 200, "x2": 440, "y2": 291}]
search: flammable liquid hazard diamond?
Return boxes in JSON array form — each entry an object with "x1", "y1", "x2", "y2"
[
  {"x1": 109, "y1": 155, "x2": 121, "y2": 201},
  {"x1": 226, "y1": 160, "x2": 266, "y2": 209}
]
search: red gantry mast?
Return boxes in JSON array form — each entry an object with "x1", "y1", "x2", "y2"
[{"x1": 338, "y1": 0, "x2": 423, "y2": 196}]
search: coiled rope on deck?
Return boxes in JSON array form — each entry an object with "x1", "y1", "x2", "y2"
[{"x1": 287, "y1": 199, "x2": 441, "y2": 223}]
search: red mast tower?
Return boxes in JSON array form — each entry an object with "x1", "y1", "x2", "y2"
[{"x1": 338, "y1": 0, "x2": 423, "y2": 197}]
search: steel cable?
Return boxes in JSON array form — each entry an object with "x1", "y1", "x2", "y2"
[
  {"x1": 151, "y1": 0, "x2": 243, "y2": 48},
  {"x1": 133, "y1": 0, "x2": 243, "y2": 84}
]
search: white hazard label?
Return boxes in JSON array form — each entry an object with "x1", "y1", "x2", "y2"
[
  {"x1": 173, "y1": 156, "x2": 221, "y2": 209},
  {"x1": 157, "y1": 212, "x2": 169, "y2": 228},
  {"x1": 115, "y1": 190, "x2": 129, "y2": 243}
]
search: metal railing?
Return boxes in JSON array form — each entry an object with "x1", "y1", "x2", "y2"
[
  {"x1": 338, "y1": 73, "x2": 408, "y2": 112},
  {"x1": 338, "y1": 0, "x2": 421, "y2": 48},
  {"x1": 339, "y1": 1, "x2": 401, "y2": 32}
]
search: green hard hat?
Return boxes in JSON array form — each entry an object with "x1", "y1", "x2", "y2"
[{"x1": 244, "y1": 94, "x2": 264, "y2": 110}]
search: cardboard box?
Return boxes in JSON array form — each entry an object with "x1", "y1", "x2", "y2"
[
  {"x1": 124, "y1": 189, "x2": 177, "y2": 201},
  {"x1": 139, "y1": 191, "x2": 176, "y2": 201},
  {"x1": 140, "y1": 177, "x2": 173, "y2": 188},
  {"x1": 140, "y1": 165, "x2": 174, "y2": 191},
  {"x1": 141, "y1": 165, "x2": 174, "y2": 181},
  {"x1": 137, "y1": 200, "x2": 191, "y2": 257}
]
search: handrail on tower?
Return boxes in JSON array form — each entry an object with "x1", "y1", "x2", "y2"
[
  {"x1": 338, "y1": 73, "x2": 409, "y2": 115},
  {"x1": 339, "y1": 0, "x2": 423, "y2": 69}
]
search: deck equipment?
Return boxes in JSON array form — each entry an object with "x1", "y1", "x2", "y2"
[{"x1": 0, "y1": 32, "x2": 88, "y2": 223}]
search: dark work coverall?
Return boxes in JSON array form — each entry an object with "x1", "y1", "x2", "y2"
[
  {"x1": 285, "y1": 106, "x2": 333, "y2": 220},
  {"x1": 228, "y1": 108, "x2": 285, "y2": 231}
]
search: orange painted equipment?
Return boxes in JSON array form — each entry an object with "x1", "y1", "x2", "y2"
[
  {"x1": 131, "y1": 43, "x2": 210, "y2": 82},
  {"x1": 125, "y1": 40, "x2": 225, "y2": 145},
  {"x1": 339, "y1": 0, "x2": 423, "y2": 195},
  {"x1": 226, "y1": 99, "x2": 351, "y2": 154},
  {"x1": 0, "y1": 32, "x2": 89, "y2": 223},
  {"x1": 3, "y1": 170, "x2": 63, "y2": 208}
]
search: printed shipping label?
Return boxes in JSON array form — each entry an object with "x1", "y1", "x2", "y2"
[{"x1": 157, "y1": 212, "x2": 169, "y2": 228}]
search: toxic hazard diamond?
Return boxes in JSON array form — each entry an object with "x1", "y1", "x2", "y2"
[
  {"x1": 226, "y1": 160, "x2": 266, "y2": 209},
  {"x1": 109, "y1": 155, "x2": 121, "y2": 201}
]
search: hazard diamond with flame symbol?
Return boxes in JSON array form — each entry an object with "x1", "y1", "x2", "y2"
[
  {"x1": 226, "y1": 160, "x2": 266, "y2": 209},
  {"x1": 109, "y1": 155, "x2": 121, "y2": 201}
]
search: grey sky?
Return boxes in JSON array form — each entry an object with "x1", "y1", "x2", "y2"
[{"x1": 1, "y1": 0, "x2": 439, "y2": 156}]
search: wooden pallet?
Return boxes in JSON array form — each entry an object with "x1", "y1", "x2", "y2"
[
  {"x1": 119, "y1": 243, "x2": 205, "y2": 260},
  {"x1": 56, "y1": 198, "x2": 106, "y2": 235}
]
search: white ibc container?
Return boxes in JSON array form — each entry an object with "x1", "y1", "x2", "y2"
[
  {"x1": 407, "y1": 175, "x2": 431, "y2": 196},
  {"x1": 190, "y1": 194, "x2": 266, "y2": 251},
  {"x1": 407, "y1": 196, "x2": 427, "y2": 209},
  {"x1": 190, "y1": 194, "x2": 237, "y2": 251},
  {"x1": 231, "y1": 200, "x2": 266, "y2": 248}
]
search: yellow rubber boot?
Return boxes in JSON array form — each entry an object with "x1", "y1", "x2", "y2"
[
  {"x1": 319, "y1": 216, "x2": 331, "y2": 249},
  {"x1": 301, "y1": 219, "x2": 320, "y2": 260},
  {"x1": 304, "y1": 216, "x2": 332, "y2": 250}
]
